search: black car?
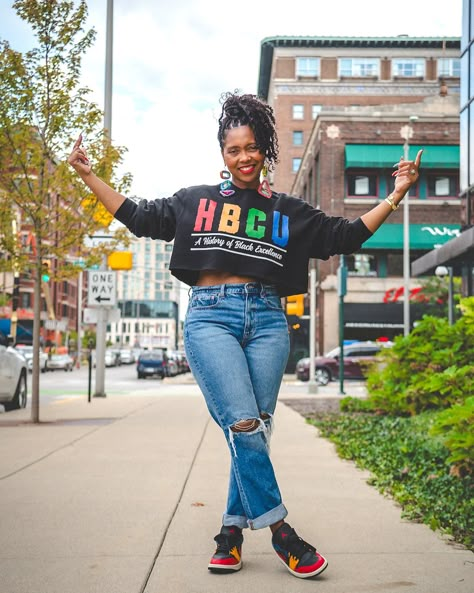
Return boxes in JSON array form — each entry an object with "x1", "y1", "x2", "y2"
[{"x1": 137, "y1": 349, "x2": 168, "y2": 379}]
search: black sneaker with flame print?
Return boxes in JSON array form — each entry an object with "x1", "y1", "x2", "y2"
[
  {"x1": 272, "y1": 522, "x2": 328, "y2": 579},
  {"x1": 208, "y1": 525, "x2": 243, "y2": 572}
]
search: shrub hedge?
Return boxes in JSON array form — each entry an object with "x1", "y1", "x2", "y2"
[{"x1": 308, "y1": 412, "x2": 474, "y2": 550}]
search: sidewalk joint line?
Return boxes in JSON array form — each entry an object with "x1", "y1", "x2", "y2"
[{"x1": 139, "y1": 416, "x2": 211, "y2": 593}]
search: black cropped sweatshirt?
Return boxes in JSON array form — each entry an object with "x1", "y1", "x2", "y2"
[{"x1": 114, "y1": 183, "x2": 373, "y2": 297}]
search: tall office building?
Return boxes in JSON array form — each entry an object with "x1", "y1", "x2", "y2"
[{"x1": 106, "y1": 237, "x2": 181, "y2": 350}]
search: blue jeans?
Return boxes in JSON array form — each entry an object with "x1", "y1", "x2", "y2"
[{"x1": 184, "y1": 282, "x2": 290, "y2": 530}]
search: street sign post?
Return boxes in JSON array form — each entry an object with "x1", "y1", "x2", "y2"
[
  {"x1": 84, "y1": 307, "x2": 120, "y2": 324},
  {"x1": 87, "y1": 271, "x2": 117, "y2": 307},
  {"x1": 87, "y1": 269, "x2": 117, "y2": 399}
]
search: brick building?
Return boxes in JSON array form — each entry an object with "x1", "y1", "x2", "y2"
[
  {"x1": 291, "y1": 96, "x2": 460, "y2": 359},
  {"x1": 258, "y1": 36, "x2": 460, "y2": 194},
  {"x1": 257, "y1": 36, "x2": 461, "y2": 367}
]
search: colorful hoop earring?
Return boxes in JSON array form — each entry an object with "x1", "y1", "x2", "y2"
[
  {"x1": 258, "y1": 164, "x2": 272, "y2": 199},
  {"x1": 219, "y1": 166, "x2": 234, "y2": 197}
]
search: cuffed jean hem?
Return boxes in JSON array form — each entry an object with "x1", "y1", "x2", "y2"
[
  {"x1": 223, "y1": 503, "x2": 288, "y2": 531},
  {"x1": 222, "y1": 514, "x2": 250, "y2": 530}
]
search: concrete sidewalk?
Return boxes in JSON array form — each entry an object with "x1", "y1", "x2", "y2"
[{"x1": 0, "y1": 388, "x2": 472, "y2": 593}]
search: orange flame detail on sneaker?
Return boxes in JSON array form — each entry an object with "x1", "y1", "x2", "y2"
[
  {"x1": 230, "y1": 546, "x2": 241, "y2": 562},
  {"x1": 288, "y1": 554, "x2": 299, "y2": 571}
]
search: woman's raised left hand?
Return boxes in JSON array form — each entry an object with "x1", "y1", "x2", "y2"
[{"x1": 392, "y1": 149, "x2": 423, "y2": 196}]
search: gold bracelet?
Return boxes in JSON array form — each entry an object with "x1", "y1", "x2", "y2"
[{"x1": 385, "y1": 194, "x2": 399, "y2": 211}]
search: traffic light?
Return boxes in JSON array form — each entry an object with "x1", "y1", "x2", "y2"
[
  {"x1": 41, "y1": 260, "x2": 51, "y2": 282},
  {"x1": 286, "y1": 294, "x2": 304, "y2": 316}
]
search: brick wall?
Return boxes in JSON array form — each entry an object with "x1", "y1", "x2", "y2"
[{"x1": 273, "y1": 94, "x2": 441, "y2": 193}]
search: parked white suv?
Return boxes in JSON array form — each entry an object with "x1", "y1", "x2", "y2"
[{"x1": 0, "y1": 330, "x2": 28, "y2": 411}]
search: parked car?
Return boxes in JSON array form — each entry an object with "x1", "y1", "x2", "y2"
[
  {"x1": 165, "y1": 357, "x2": 178, "y2": 377},
  {"x1": 47, "y1": 353, "x2": 74, "y2": 372},
  {"x1": 105, "y1": 349, "x2": 121, "y2": 367},
  {"x1": 295, "y1": 341, "x2": 393, "y2": 385},
  {"x1": 137, "y1": 349, "x2": 168, "y2": 379},
  {"x1": 15, "y1": 344, "x2": 48, "y2": 373},
  {"x1": 167, "y1": 350, "x2": 189, "y2": 374},
  {"x1": 119, "y1": 348, "x2": 135, "y2": 364},
  {"x1": 0, "y1": 330, "x2": 28, "y2": 410}
]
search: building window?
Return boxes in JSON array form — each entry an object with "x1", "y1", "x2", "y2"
[
  {"x1": 293, "y1": 131, "x2": 303, "y2": 146},
  {"x1": 438, "y1": 58, "x2": 461, "y2": 77},
  {"x1": 339, "y1": 58, "x2": 379, "y2": 77},
  {"x1": 20, "y1": 292, "x2": 32, "y2": 308},
  {"x1": 347, "y1": 173, "x2": 377, "y2": 196},
  {"x1": 165, "y1": 244, "x2": 173, "y2": 252},
  {"x1": 387, "y1": 253, "x2": 404, "y2": 276},
  {"x1": 292, "y1": 104, "x2": 304, "y2": 120},
  {"x1": 392, "y1": 58, "x2": 425, "y2": 77},
  {"x1": 296, "y1": 57, "x2": 320, "y2": 77},
  {"x1": 292, "y1": 158, "x2": 302, "y2": 173},
  {"x1": 312, "y1": 104, "x2": 322, "y2": 119},
  {"x1": 427, "y1": 174, "x2": 458, "y2": 198},
  {"x1": 347, "y1": 254, "x2": 377, "y2": 277}
]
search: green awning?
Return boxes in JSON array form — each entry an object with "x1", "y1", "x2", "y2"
[
  {"x1": 345, "y1": 144, "x2": 459, "y2": 169},
  {"x1": 364, "y1": 223, "x2": 461, "y2": 250}
]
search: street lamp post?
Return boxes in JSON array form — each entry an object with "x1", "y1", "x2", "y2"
[
  {"x1": 402, "y1": 115, "x2": 418, "y2": 336},
  {"x1": 435, "y1": 266, "x2": 454, "y2": 325},
  {"x1": 307, "y1": 264, "x2": 318, "y2": 394}
]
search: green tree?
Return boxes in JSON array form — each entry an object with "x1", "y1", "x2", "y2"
[{"x1": 0, "y1": 0, "x2": 131, "y2": 422}]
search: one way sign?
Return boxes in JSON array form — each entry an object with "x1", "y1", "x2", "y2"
[{"x1": 87, "y1": 270, "x2": 117, "y2": 307}]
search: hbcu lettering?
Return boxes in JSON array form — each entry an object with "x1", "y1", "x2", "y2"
[
  {"x1": 246, "y1": 208, "x2": 266, "y2": 239},
  {"x1": 193, "y1": 199, "x2": 289, "y2": 247},
  {"x1": 218, "y1": 203, "x2": 240, "y2": 233},
  {"x1": 193, "y1": 199, "x2": 217, "y2": 232}
]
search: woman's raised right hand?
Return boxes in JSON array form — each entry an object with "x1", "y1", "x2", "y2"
[{"x1": 68, "y1": 134, "x2": 91, "y2": 176}]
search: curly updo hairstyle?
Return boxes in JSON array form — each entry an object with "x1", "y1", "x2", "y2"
[{"x1": 217, "y1": 92, "x2": 279, "y2": 171}]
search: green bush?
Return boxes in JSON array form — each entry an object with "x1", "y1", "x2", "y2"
[
  {"x1": 340, "y1": 396, "x2": 376, "y2": 413},
  {"x1": 430, "y1": 397, "x2": 474, "y2": 476},
  {"x1": 309, "y1": 412, "x2": 474, "y2": 550},
  {"x1": 365, "y1": 297, "x2": 474, "y2": 415}
]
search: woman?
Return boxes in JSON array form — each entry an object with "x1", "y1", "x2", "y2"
[{"x1": 68, "y1": 92, "x2": 422, "y2": 579}]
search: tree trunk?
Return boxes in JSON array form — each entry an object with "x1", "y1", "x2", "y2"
[{"x1": 31, "y1": 257, "x2": 41, "y2": 423}]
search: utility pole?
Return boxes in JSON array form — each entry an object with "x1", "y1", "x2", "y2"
[
  {"x1": 94, "y1": 0, "x2": 114, "y2": 397},
  {"x1": 104, "y1": 0, "x2": 113, "y2": 138}
]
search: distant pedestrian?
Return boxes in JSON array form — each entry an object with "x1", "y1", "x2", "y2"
[{"x1": 68, "y1": 92, "x2": 421, "y2": 579}]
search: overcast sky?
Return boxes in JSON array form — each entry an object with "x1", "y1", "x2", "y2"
[{"x1": 0, "y1": 0, "x2": 463, "y2": 200}]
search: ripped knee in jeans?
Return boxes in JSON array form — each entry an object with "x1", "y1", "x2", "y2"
[{"x1": 230, "y1": 418, "x2": 261, "y2": 433}]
